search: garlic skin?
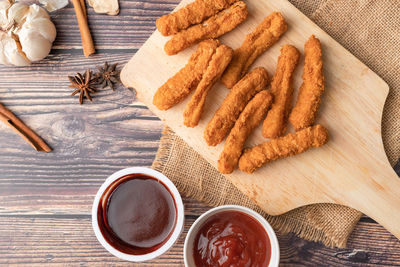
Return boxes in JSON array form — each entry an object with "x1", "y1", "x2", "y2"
[
  {"x1": 88, "y1": 0, "x2": 119, "y2": 16},
  {"x1": 0, "y1": 0, "x2": 56, "y2": 66},
  {"x1": 38, "y1": 0, "x2": 68, "y2": 13}
]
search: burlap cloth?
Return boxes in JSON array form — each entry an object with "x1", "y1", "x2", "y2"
[{"x1": 152, "y1": 0, "x2": 400, "y2": 248}]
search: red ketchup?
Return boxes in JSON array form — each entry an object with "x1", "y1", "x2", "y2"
[{"x1": 193, "y1": 210, "x2": 271, "y2": 267}]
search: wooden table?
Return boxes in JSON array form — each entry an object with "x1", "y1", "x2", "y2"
[{"x1": 0, "y1": 1, "x2": 399, "y2": 266}]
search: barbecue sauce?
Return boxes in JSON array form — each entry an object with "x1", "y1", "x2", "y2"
[
  {"x1": 97, "y1": 173, "x2": 177, "y2": 255},
  {"x1": 193, "y1": 210, "x2": 271, "y2": 267}
]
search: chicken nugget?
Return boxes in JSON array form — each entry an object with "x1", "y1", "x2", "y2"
[
  {"x1": 239, "y1": 124, "x2": 329, "y2": 173},
  {"x1": 153, "y1": 40, "x2": 220, "y2": 110},
  {"x1": 184, "y1": 44, "x2": 233, "y2": 127},
  {"x1": 289, "y1": 35, "x2": 324, "y2": 131},
  {"x1": 218, "y1": 90, "x2": 273, "y2": 174},
  {"x1": 262, "y1": 44, "x2": 300, "y2": 138},
  {"x1": 156, "y1": 0, "x2": 238, "y2": 36},
  {"x1": 164, "y1": 1, "x2": 248, "y2": 56},
  {"x1": 204, "y1": 67, "x2": 270, "y2": 146},
  {"x1": 221, "y1": 12, "x2": 287, "y2": 88}
]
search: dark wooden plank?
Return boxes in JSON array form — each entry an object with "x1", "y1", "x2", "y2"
[
  {"x1": 0, "y1": 100, "x2": 163, "y2": 215},
  {"x1": 280, "y1": 218, "x2": 400, "y2": 266},
  {"x1": 51, "y1": 0, "x2": 179, "y2": 49},
  {"x1": 1, "y1": 203, "x2": 400, "y2": 266},
  {"x1": 0, "y1": 198, "x2": 201, "y2": 266}
]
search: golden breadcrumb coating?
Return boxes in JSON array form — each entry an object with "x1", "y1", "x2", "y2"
[
  {"x1": 262, "y1": 44, "x2": 300, "y2": 138},
  {"x1": 239, "y1": 125, "x2": 329, "y2": 173},
  {"x1": 204, "y1": 67, "x2": 270, "y2": 146},
  {"x1": 221, "y1": 12, "x2": 287, "y2": 88},
  {"x1": 156, "y1": 0, "x2": 238, "y2": 36},
  {"x1": 164, "y1": 1, "x2": 248, "y2": 55},
  {"x1": 289, "y1": 35, "x2": 324, "y2": 131},
  {"x1": 184, "y1": 44, "x2": 233, "y2": 127},
  {"x1": 153, "y1": 40, "x2": 220, "y2": 110},
  {"x1": 218, "y1": 90, "x2": 273, "y2": 174}
]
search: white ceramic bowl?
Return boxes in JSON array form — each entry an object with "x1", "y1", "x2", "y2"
[
  {"x1": 184, "y1": 205, "x2": 279, "y2": 267},
  {"x1": 92, "y1": 167, "x2": 184, "y2": 262}
]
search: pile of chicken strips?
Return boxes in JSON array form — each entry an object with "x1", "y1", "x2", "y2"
[{"x1": 153, "y1": 0, "x2": 329, "y2": 174}]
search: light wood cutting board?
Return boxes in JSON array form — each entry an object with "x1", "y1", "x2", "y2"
[{"x1": 121, "y1": 0, "x2": 400, "y2": 239}]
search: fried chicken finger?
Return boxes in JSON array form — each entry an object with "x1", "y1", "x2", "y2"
[
  {"x1": 156, "y1": 0, "x2": 238, "y2": 36},
  {"x1": 221, "y1": 12, "x2": 287, "y2": 88},
  {"x1": 153, "y1": 40, "x2": 220, "y2": 110},
  {"x1": 239, "y1": 125, "x2": 329, "y2": 173},
  {"x1": 164, "y1": 1, "x2": 248, "y2": 56},
  {"x1": 289, "y1": 35, "x2": 324, "y2": 131},
  {"x1": 184, "y1": 44, "x2": 233, "y2": 127},
  {"x1": 262, "y1": 44, "x2": 300, "y2": 138},
  {"x1": 204, "y1": 67, "x2": 270, "y2": 146},
  {"x1": 218, "y1": 90, "x2": 273, "y2": 174}
]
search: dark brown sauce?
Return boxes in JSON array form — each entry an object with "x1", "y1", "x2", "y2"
[
  {"x1": 193, "y1": 210, "x2": 271, "y2": 267},
  {"x1": 97, "y1": 173, "x2": 177, "y2": 255}
]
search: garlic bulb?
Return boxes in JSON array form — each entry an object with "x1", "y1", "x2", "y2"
[{"x1": 0, "y1": 0, "x2": 56, "y2": 66}]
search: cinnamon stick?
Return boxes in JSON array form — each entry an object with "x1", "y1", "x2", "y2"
[
  {"x1": 80, "y1": 0, "x2": 87, "y2": 18},
  {"x1": 72, "y1": 0, "x2": 95, "y2": 57},
  {"x1": 0, "y1": 104, "x2": 52, "y2": 153}
]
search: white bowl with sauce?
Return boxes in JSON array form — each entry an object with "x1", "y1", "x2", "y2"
[
  {"x1": 184, "y1": 205, "x2": 279, "y2": 267},
  {"x1": 92, "y1": 167, "x2": 184, "y2": 262}
]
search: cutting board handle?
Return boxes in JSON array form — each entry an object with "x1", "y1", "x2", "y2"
[{"x1": 345, "y1": 166, "x2": 400, "y2": 240}]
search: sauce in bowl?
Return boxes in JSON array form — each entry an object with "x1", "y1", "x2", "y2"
[
  {"x1": 193, "y1": 210, "x2": 271, "y2": 267},
  {"x1": 97, "y1": 173, "x2": 177, "y2": 255}
]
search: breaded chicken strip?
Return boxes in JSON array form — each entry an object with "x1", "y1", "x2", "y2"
[
  {"x1": 153, "y1": 40, "x2": 220, "y2": 110},
  {"x1": 239, "y1": 124, "x2": 329, "y2": 173},
  {"x1": 218, "y1": 90, "x2": 273, "y2": 174},
  {"x1": 184, "y1": 44, "x2": 233, "y2": 127},
  {"x1": 262, "y1": 44, "x2": 300, "y2": 138},
  {"x1": 204, "y1": 67, "x2": 270, "y2": 146},
  {"x1": 156, "y1": 0, "x2": 238, "y2": 36},
  {"x1": 221, "y1": 12, "x2": 287, "y2": 88},
  {"x1": 164, "y1": 1, "x2": 248, "y2": 55},
  {"x1": 289, "y1": 35, "x2": 324, "y2": 131}
]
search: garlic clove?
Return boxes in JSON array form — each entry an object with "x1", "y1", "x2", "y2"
[
  {"x1": 0, "y1": 33, "x2": 10, "y2": 65},
  {"x1": 0, "y1": 10, "x2": 9, "y2": 26},
  {"x1": 19, "y1": 27, "x2": 53, "y2": 61},
  {"x1": 20, "y1": 17, "x2": 56, "y2": 43},
  {"x1": 0, "y1": 34, "x2": 31, "y2": 66},
  {"x1": 0, "y1": 0, "x2": 12, "y2": 11},
  {"x1": 26, "y1": 3, "x2": 50, "y2": 20},
  {"x1": 7, "y1": 3, "x2": 29, "y2": 24}
]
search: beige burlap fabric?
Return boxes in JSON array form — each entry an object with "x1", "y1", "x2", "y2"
[{"x1": 152, "y1": 0, "x2": 399, "y2": 248}]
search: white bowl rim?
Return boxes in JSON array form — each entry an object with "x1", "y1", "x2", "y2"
[
  {"x1": 184, "y1": 205, "x2": 280, "y2": 267},
  {"x1": 92, "y1": 167, "x2": 185, "y2": 262}
]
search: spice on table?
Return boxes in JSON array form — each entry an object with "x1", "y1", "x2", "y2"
[
  {"x1": 71, "y1": 0, "x2": 95, "y2": 57},
  {"x1": 0, "y1": 103, "x2": 52, "y2": 152},
  {"x1": 88, "y1": 0, "x2": 119, "y2": 16},
  {"x1": 0, "y1": 0, "x2": 57, "y2": 66},
  {"x1": 69, "y1": 69, "x2": 97, "y2": 104},
  {"x1": 95, "y1": 62, "x2": 121, "y2": 90},
  {"x1": 80, "y1": 0, "x2": 87, "y2": 18}
]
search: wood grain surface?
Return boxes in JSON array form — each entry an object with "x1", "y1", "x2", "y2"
[{"x1": 0, "y1": 0, "x2": 399, "y2": 266}]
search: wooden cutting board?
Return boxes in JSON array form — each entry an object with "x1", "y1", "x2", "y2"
[{"x1": 121, "y1": 0, "x2": 400, "y2": 239}]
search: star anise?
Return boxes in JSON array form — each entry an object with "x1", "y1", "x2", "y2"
[
  {"x1": 69, "y1": 69, "x2": 97, "y2": 104},
  {"x1": 94, "y1": 62, "x2": 121, "y2": 90}
]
